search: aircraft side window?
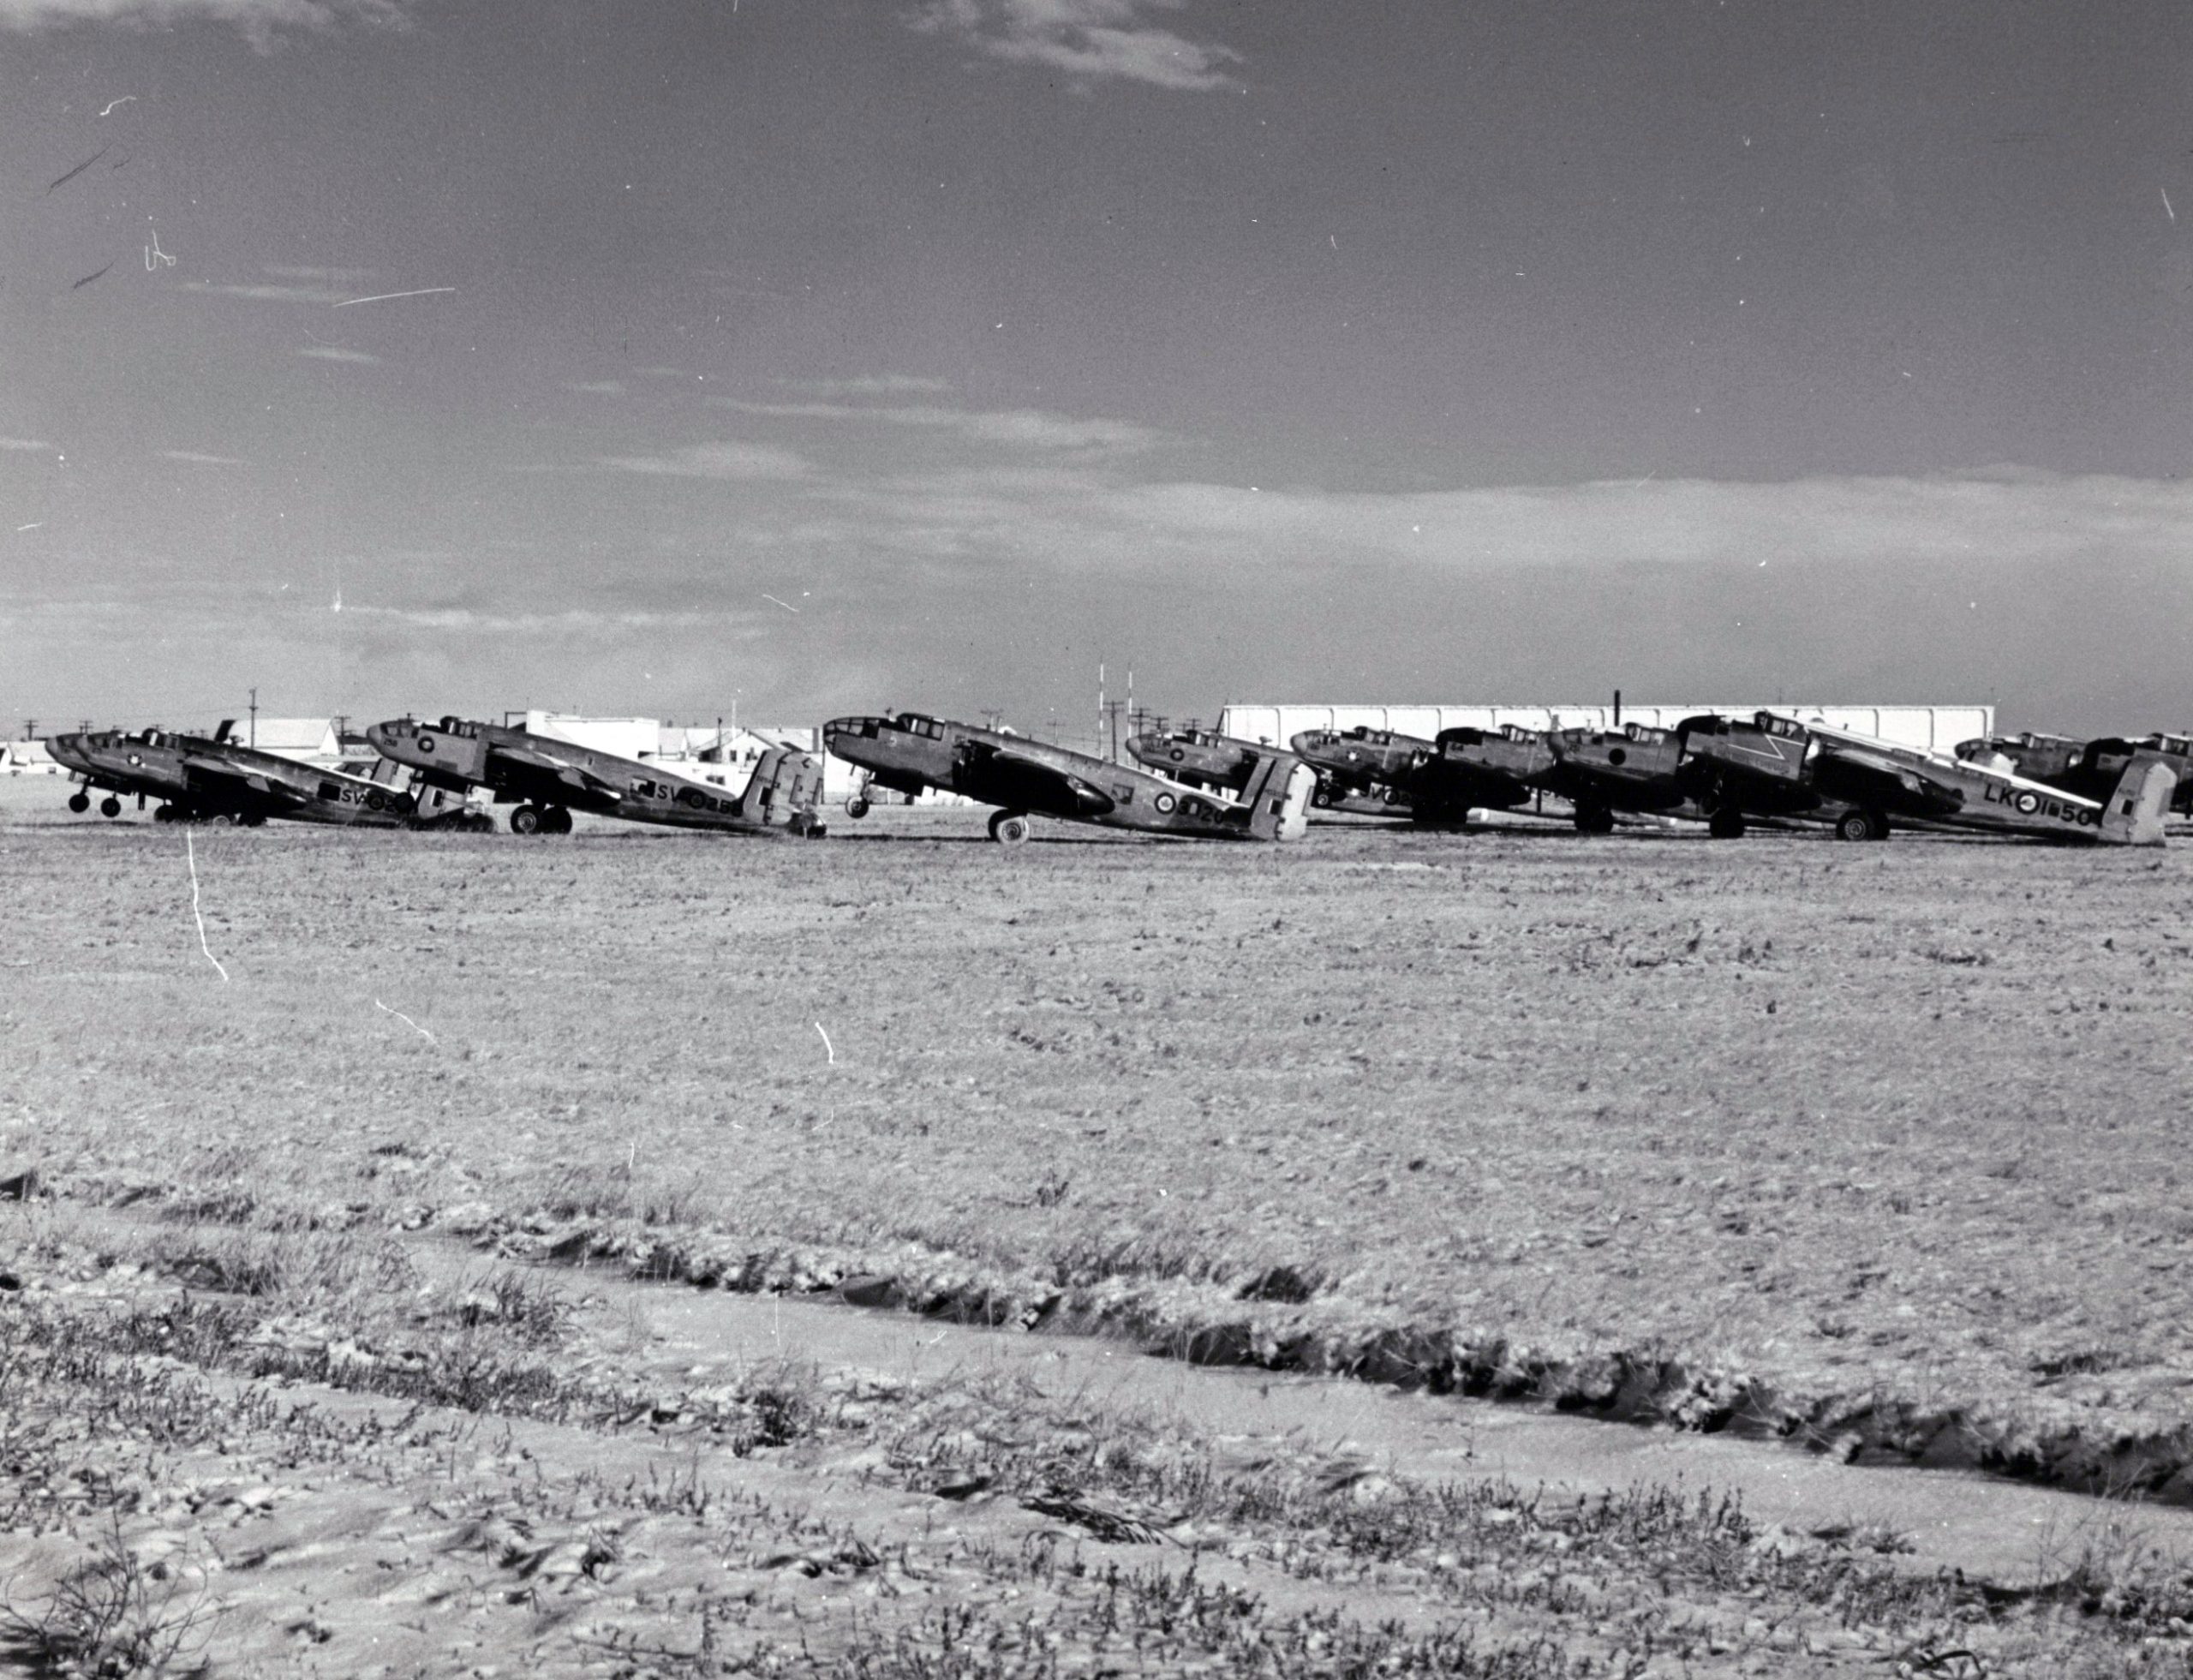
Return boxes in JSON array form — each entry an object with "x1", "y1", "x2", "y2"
[
  {"x1": 319, "y1": 780, "x2": 342, "y2": 800},
  {"x1": 1112, "y1": 785, "x2": 1134, "y2": 803}
]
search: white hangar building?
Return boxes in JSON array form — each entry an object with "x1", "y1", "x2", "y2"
[{"x1": 1217, "y1": 702, "x2": 1995, "y2": 754}]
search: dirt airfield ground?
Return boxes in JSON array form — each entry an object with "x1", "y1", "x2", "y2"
[{"x1": 4, "y1": 774, "x2": 2193, "y2": 1676}]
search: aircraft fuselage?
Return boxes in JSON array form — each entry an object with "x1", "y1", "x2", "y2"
[
  {"x1": 46, "y1": 728, "x2": 415, "y2": 826},
  {"x1": 366, "y1": 717, "x2": 824, "y2": 836},
  {"x1": 824, "y1": 713, "x2": 1312, "y2": 841}
]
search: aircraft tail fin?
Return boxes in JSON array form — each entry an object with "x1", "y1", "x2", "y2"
[
  {"x1": 1240, "y1": 753, "x2": 1315, "y2": 841},
  {"x1": 2099, "y1": 755, "x2": 2176, "y2": 846},
  {"x1": 738, "y1": 744, "x2": 828, "y2": 834},
  {"x1": 213, "y1": 719, "x2": 236, "y2": 744}
]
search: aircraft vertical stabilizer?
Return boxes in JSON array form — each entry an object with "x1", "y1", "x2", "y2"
[
  {"x1": 738, "y1": 744, "x2": 827, "y2": 833},
  {"x1": 1241, "y1": 756, "x2": 1315, "y2": 841},
  {"x1": 2099, "y1": 756, "x2": 2176, "y2": 846}
]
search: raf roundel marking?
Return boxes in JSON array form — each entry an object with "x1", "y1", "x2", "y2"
[
  {"x1": 1153, "y1": 792, "x2": 1177, "y2": 814},
  {"x1": 418, "y1": 736, "x2": 436, "y2": 753},
  {"x1": 2015, "y1": 791, "x2": 2041, "y2": 815}
]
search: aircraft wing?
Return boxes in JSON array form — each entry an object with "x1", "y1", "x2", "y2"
[
  {"x1": 964, "y1": 744, "x2": 1118, "y2": 817},
  {"x1": 484, "y1": 744, "x2": 624, "y2": 804},
  {"x1": 179, "y1": 754, "x2": 309, "y2": 806},
  {"x1": 1814, "y1": 745, "x2": 1966, "y2": 817}
]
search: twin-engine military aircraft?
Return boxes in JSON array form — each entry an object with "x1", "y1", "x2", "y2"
[
  {"x1": 1676, "y1": 712, "x2": 2177, "y2": 844},
  {"x1": 366, "y1": 716, "x2": 827, "y2": 836},
  {"x1": 1124, "y1": 725, "x2": 1297, "y2": 796},
  {"x1": 45, "y1": 723, "x2": 449, "y2": 828},
  {"x1": 824, "y1": 712, "x2": 1313, "y2": 844},
  {"x1": 1288, "y1": 726, "x2": 1435, "y2": 815},
  {"x1": 1956, "y1": 729, "x2": 2193, "y2": 819}
]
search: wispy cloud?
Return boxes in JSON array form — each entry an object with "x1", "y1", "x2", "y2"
[
  {"x1": 716, "y1": 398, "x2": 1168, "y2": 454},
  {"x1": 263, "y1": 263, "x2": 380, "y2": 283},
  {"x1": 159, "y1": 449, "x2": 244, "y2": 465},
  {"x1": 0, "y1": 0, "x2": 415, "y2": 50},
  {"x1": 565, "y1": 380, "x2": 626, "y2": 396},
  {"x1": 0, "y1": 436, "x2": 52, "y2": 451},
  {"x1": 906, "y1": 0, "x2": 1242, "y2": 92},
  {"x1": 297, "y1": 344, "x2": 379, "y2": 364},
  {"x1": 785, "y1": 374, "x2": 953, "y2": 398},
  {"x1": 597, "y1": 441, "x2": 814, "y2": 481},
  {"x1": 185, "y1": 280, "x2": 349, "y2": 305}
]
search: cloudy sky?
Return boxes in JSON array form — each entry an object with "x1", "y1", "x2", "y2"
[{"x1": 3, "y1": 0, "x2": 2187, "y2": 739}]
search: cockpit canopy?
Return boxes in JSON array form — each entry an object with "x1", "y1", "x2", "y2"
[
  {"x1": 1753, "y1": 713, "x2": 1808, "y2": 739},
  {"x1": 1623, "y1": 722, "x2": 1668, "y2": 743},
  {"x1": 892, "y1": 714, "x2": 946, "y2": 739},
  {"x1": 433, "y1": 717, "x2": 481, "y2": 739},
  {"x1": 134, "y1": 728, "x2": 166, "y2": 747}
]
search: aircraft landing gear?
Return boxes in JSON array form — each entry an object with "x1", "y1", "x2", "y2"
[
  {"x1": 67, "y1": 791, "x2": 89, "y2": 814},
  {"x1": 988, "y1": 810, "x2": 1032, "y2": 847},
  {"x1": 1574, "y1": 804, "x2": 1616, "y2": 834},
  {"x1": 152, "y1": 804, "x2": 175, "y2": 823},
  {"x1": 99, "y1": 795, "x2": 122, "y2": 818},
  {"x1": 510, "y1": 804, "x2": 542, "y2": 834},
  {"x1": 846, "y1": 795, "x2": 871, "y2": 820},
  {"x1": 1835, "y1": 808, "x2": 1890, "y2": 843},
  {"x1": 539, "y1": 805, "x2": 573, "y2": 834},
  {"x1": 1706, "y1": 808, "x2": 1747, "y2": 840}
]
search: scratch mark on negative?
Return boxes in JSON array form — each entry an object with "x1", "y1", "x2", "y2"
[
  {"x1": 46, "y1": 147, "x2": 110, "y2": 194},
  {"x1": 99, "y1": 96, "x2": 137, "y2": 117},
  {"x1": 814, "y1": 1021, "x2": 835, "y2": 1063},
  {"x1": 334, "y1": 287, "x2": 457, "y2": 308},
  {"x1": 72, "y1": 260, "x2": 117, "y2": 290},
  {"x1": 375, "y1": 1000, "x2": 436, "y2": 1043},
  {"x1": 185, "y1": 830, "x2": 230, "y2": 983},
  {"x1": 762, "y1": 595, "x2": 800, "y2": 614}
]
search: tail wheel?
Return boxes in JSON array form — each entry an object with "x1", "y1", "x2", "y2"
[
  {"x1": 1312, "y1": 786, "x2": 1334, "y2": 810},
  {"x1": 1575, "y1": 805, "x2": 1616, "y2": 834},
  {"x1": 510, "y1": 804, "x2": 542, "y2": 835},
  {"x1": 988, "y1": 810, "x2": 1032, "y2": 847},
  {"x1": 540, "y1": 805, "x2": 573, "y2": 834},
  {"x1": 152, "y1": 805, "x2": 175, "y2": 823},
  {"x1": 846, "y1": 795, "x2": 871, "y2": 819},
  {"x1": 1835, "y1": 809, "x2": 1887, "y2": 843},
  {"x1": 67, "y1": 791, "x2": 89, "y2": 813},
  {"x1": 1707, "y1": 809, "x2": 1747, "y2": 840}
]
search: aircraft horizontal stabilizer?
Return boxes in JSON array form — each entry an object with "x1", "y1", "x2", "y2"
[{"x1": 2099, "y1": 756, "x2": 2175, "y2": 846}]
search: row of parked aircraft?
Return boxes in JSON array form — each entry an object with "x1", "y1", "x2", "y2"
[{"x1": 41, "y1": 707, "x2": 2190, "y2": 849}]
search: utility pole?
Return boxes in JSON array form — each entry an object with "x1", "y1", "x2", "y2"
[
  {"x1": 21, "y1": 720, "x2": 34, "y2": 741},
  {"x1": 248, "y1": 687, "x2": 258, "y2": 750},
  {"x1": 1097, "y1": 661, "x2": 1106, "y2": 762}
]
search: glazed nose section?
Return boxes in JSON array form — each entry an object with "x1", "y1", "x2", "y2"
[{"x1": 365, "y1": 720, "x2": 406, "y2": 756}]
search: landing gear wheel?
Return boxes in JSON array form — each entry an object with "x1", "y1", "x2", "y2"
[
  {"x1": 99, "y1": 795, "x2": 121, "y2": 818},
  {"x1": 238, "y1": 812, "x2": 266, "y2": 828},
  {"x1": 1707, "y1": 809, "x2": 1747, "y2": 840},
  {"x1": 67, "y1": 791, "x2": 89, "y2": 814},
  {"x1": 1575, "y1": 804, "x2": 1616, "y2": 835},
  {"x1": 846, "y1": 795, "x2": 871, "y2": 820},
  {"x1": 1312, "y1": 786, "x2": 1334, "y2": 810},
  {"x1": 1835, "y1": 809, "x2": 1888, "y2": 843},
  {"x1": 152, "y1": 805, "x2": 175, "y2": 823},
  {"x1": 988, "y1": 810, "x2": 1032, "y2": 847},
  {"x1": 510, "y1": 804, "x2": 542, "y2": 835},
  {"x1": 539, "y1": 805, "x2": 573, "y2": 835}
]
